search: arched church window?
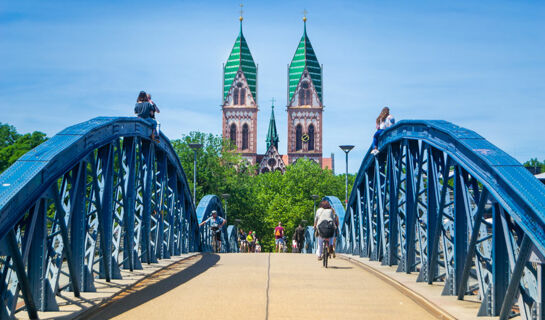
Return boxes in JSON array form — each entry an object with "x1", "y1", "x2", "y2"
[
  {"x1": 233, "y1": 88, "x2": 239, "y2": 105},
  {"x1": 242, "y1": 123, "x2": 249, "y2": 150},
  {"x1": 230, "y1": 123, "x2": 237, "y2": 147},
  {"x1": 296, "y1": 124, "x2": 302, "y2": 151},
  {"x1": 240, "y1": 88, "x2": 246, "y2": 105},
  {"x1": 308, "y1": 124, "x2": 315, "y2": 151},
  {"x1": 234, "y1": 82, "x2": 245, "y2": 105},
  {"x1": 299, "y1": 81, "x2": 311, "y2": 106}
]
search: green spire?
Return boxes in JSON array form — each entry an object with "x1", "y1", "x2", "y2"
[
  {"x1": 288, "y1": 17, "x2": 322, "y2": 104},
  {"x1": 223, "y1": 18, "x2": 257, "y2": 102},
  {"x1": 266, "y1": 102, "x2": 279, "y2": 150}
]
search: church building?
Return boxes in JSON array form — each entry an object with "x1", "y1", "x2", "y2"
[{"x1": 221, "y1": 14, "x2": 334, "y2": 174}]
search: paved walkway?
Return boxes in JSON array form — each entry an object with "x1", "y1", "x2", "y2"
[{"x1": 85, "y1": 253, "x2": 436, "y2": 320}]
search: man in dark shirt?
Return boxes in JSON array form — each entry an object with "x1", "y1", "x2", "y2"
[{"x1": 293, "y1": 224, "x2": 305, "y2": 253}]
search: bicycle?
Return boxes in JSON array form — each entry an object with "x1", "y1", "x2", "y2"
[
  {"x1": 278, "y1": 238, "x2": 286, "y2": 253},
  {"x1": 322, "y1": 237, "x2": 331, "y2": 268},
  {"x1": 211, "y1": 226, "x2": 221, "y2": 253}
]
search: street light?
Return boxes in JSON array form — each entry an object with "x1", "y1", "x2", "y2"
[
  {"x1": 188, "y1": 143, "x2": 203, "y2": 205},
  {"x1": 222, "y1": 193, "x2": 230, "y2": 221},
  {"x1": 339, "y1": 145, "x2": 355, "y2": 208}
]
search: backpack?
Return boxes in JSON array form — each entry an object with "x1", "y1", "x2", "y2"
[{"x1": 318, "y1": 220, "x2": 335, "y2": 238}]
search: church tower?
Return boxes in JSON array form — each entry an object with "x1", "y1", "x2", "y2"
[
  {"x1": 286, "y1": 16, "x2": 324, "y2": 165},
  {"x1": 222, "y1": 15, "x2": 258, "y2": 164}
]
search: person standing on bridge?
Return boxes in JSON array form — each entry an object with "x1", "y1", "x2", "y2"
[
  {"x1": 371, "y1": 107, "x2": 395, "y2": 155},
  {"x1": 134, "y1": 91, "x2": 159, "y2": 143},
  {"x1": 274, "y1": 222, "x2": 285, "y2": 253},
  {"x1": 293, "y1": 224, "x2": 305, "y2": 253}
]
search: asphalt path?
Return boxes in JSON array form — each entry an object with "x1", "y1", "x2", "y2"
[{"x1": 85, "y1": 253, "x2": 435, "y2": 320}]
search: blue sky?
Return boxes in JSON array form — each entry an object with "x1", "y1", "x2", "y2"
[{"x1": 1, "y1": 0, "x2": 544, "y2": 173}]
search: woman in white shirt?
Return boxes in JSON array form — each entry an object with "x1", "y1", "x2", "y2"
[
  {"x1": 371, "y1": 107, "x2": 395, "y2": 155},
  {"x1": 314, "y1": 200, "x2": 336, "y2": 260}
]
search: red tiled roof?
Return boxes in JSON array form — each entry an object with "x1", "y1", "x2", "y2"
[{"x1": 281, "y1": 155, "x2": 289, "y2": 166}]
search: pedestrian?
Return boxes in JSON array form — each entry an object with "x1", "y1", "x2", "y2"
[
  {"x1": 370, "y1": 107, "x2": 395, "y2": 155},
  {"x1": 134, "y1": 91, "x2": 159, "y2": 142},
  {"x1": 246, "y1": 231, "x2": 255, "y2": 253},
  {"x1": 293, "y1": 224, "x2": 305, "y2": 253},
  {"x1": 238, "y1": 229, "x2": 247, "y2": 253},
  {"x1": 274, "y1": 222, "x2": 285, "y2": 253}
]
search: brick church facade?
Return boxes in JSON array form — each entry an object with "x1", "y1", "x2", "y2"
[{"x1": 221, "y1": 16, "x2": 334, "y2": 173}]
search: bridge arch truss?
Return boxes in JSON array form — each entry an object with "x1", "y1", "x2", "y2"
[
  {"x1": 0, "y1": 117, "x2": 201, "y2": 319},
  {"x1": 342, "y1": 120, "x2": 545, "y2": 319}
]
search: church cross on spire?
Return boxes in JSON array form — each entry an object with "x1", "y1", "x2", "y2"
[
  {"x1": 266, "y1": 99, "x2": 279, "y2": 150},
  {"x1": 239, "y1": 3, "x2": 244, "y2": 31}
]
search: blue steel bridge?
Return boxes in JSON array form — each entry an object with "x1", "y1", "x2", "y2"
[{"x1": 0, "y1": 117, "x2": 544, "y2": 320}]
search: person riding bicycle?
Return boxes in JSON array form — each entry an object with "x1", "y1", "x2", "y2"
[
  {"x1": 199, "y1": 210, "x2": 226, "y2": 252},
  {"x1": 314, "y1": 200, "x2": 336, "y2": 261},
  {"x1": 274, "y1": 222, "x2": 285, "y2": 253}
]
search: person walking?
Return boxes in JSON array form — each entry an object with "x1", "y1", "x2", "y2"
[
  {"x1": 134, "y1": 91, "x2": 159, "y2": 142},
  {"x1": 293, "y1": 224, "x2": 305, "y2": 253},
  {"x1": 274, "y1": 222, "x2": 285, "y2": 253},
  {"x1": 371, "y1": 107, "x2": 395, "y2": 155}
]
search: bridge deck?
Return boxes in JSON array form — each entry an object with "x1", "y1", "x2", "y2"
[{"x1": 85, "y1": 253, "x2": 436, "y2": 320}]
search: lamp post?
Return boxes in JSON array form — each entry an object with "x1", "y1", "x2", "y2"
[
  {"x1": 188, "y1": 143, "x2": 203, "y2": 205},
  {"x1": 222, "y1": 193, "x2": 230, "y2": 221},
  {"x1": 339, "y1": 145, "x2": 355, "y2": 208}
]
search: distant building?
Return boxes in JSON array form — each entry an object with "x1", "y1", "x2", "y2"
[{"x1": 221, "y1": 15, "x2": 333, "y2": 173}]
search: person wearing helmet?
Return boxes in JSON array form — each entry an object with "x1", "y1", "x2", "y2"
[{"x1": 199, "y1": 210, "x2": 226, "y2": 252}]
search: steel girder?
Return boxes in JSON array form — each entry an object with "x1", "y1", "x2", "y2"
[
  {"x1": 196, "y1": 195, "x2": 237, "y2": 253},
  {"x1": 342, "y1": 120, "x2": 545, "y2": 319},
  {"x1": 0, "y1": 117, "x2": 201, "y2": 319}
]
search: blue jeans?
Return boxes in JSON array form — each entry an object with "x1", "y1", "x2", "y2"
[
  {"x1": 372, "y1": 129, "x2": 384, "y2": 149},
  {"x1": 140, "y1": 117, "x2": 157, "y2": 135}
]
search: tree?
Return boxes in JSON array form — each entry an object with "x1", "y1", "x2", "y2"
[
  {"x1": 168, "y1": 132, "x2": 356, "y2": 252},
  {"x1": 0, "y1": 123, "x2": 48, "y2": 173},
  {"x1": 524, "y1": 158, "x2": 545, "y2": 174}
]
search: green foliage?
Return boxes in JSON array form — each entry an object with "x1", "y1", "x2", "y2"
[
  {"x1": 0, "y1": 123, "x2": 48, "y2": 173},
  {"x1": 524, "y1": 158, "x2": 545, "y2": 173},
  {"x1": 172, "y1": 132, "x2": 355, "y2": 252}
]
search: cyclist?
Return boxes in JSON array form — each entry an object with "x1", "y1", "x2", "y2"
[
  {"x1": 246, "y1": 231, "x2": 255, "y2": 252},
  {"x1": 199, "y1": 210, "x2": 226, "y2": 252},
  {"x1": 274, "y1": 222, "x2": 285, "y2": 253},
  {"x1": 314, "y1": 200, "x2": 336, "y2": 261}
]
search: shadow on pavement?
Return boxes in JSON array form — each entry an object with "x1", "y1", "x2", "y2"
[
  {"x1": 327, "y1": 266, "x2": 353, "y2": 270},
  {"x1": 81, "y1": 254, "x2": 220, "y2": 320}
]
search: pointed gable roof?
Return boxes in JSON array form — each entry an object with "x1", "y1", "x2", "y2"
[
  {"x1": 224, "y1": 21, "x2": 257, "y2": 102},
  {"x1": 266, "y1": 104, "x2": 279, "y2": 150},
  {"x1": 288, "y1": 19, "x2": 322, "y2": 104}
]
